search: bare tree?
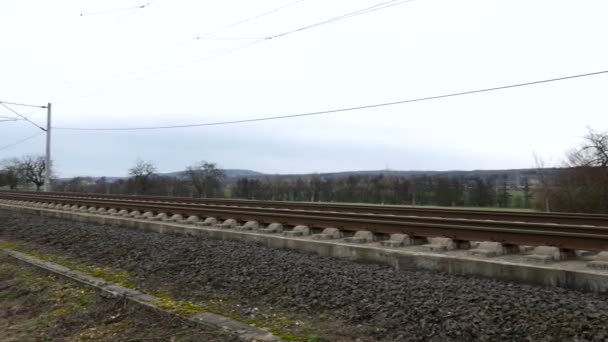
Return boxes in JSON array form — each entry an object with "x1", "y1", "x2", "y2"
[
  {"x1": 185, "y1": 161, "x2": 225, "y2": 198},
  {"x1": 563, "y1": 128, "x2": 608, "y2": 213},
  {"x1": 567, "y1": 128, "x2": 608, "y2": 167},
  {"x1": 310, "y1": 174, "x2": 322, "y2": 202},
  {"x1": 534, "y1": 153, "x2": 552, "y2": 212},
  {"x1": 61, "y1": 176, "x2": 94, "y2": 193},
  {"x1": 0, "y1": 158, "x2": 22, "y2": 189},
  {"x1": 128, "y1": 159, "x2": 157, "y2": 194},
  {"x1": 94, "y1": 177, "x2": 111, "y2": 194},
  {"x1": 19, "y1": 155, "x2": 50, "y2": 191},
  {"x1": 522, "y1": 177, "x2": 532, "y2": 208},
  {"x1": 535, "y1": 129, "x2": 608, "y2": 213}
]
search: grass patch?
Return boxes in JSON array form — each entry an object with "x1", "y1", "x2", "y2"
[
  {"x1": 0, "y1": 238, "x2": 136, "y2": 289},
  {"x1": 0, "y1": 240, "x2": 15, "y2": 249},
  {"x1": 152, "y1": 291, "x2": 207, "y2": 317},
  {"x1": 28, "y1": 251, "x2": 136, "y2": 289},
  {"x1": 152, "y1": 291, "x2": 312, "y2": 341},
  {"x1": 1, "y1": 238, "x2": 316, "y2": 341},
  {"x1": 0, "y1": 258, "x2": 94, "y2": 327}
]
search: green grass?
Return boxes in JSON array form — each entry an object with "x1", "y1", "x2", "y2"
[
  {"x1": 152, "y1": 291, "x2": 311, "y2": 341},
  {"x1": 0, "y1": 259, "x2": 94, "y2": 326},
  {"x1": 1, "y1": 240, "x2": 315, "y2": 341},
  {"x1": 0, "y1": 239, "x2": 136, "y2": 289}
]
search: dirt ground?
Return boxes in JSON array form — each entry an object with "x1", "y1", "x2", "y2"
[
  {"x1": 0, "y1": 254, "x2": 237, "y2": 342},
  {"x1": 2, "y1": 209, "x2": 608, "y2": 341}
]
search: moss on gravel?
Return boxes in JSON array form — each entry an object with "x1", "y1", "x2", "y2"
[
  {"x1": 151, "y1": 290, "x2": 313, "y2": 341},
  {"x1": 1, "y1": 238, "x2": 136, "y2": 289},
  {"x1": 0, "y1": 254, "x2": 237, "y2": 341},
  {"x1": 0, "y1": 259, "x2": 93, "y2": 324},
  {"x1": 152, "y1": 291, "x2": 207, "y2": 316},
  {"x1": 1, "y1": 238, "x2": 311, "y2": 341},
  {"x1": 5, "y1": 209, "x2": 608, "y2": 341}
]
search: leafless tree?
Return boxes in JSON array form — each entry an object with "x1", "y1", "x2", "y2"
[
  {"x1": 18, "y1": 155, "x2": 50, "y2": 191},
  {"x1": 310, "y1": 174, "x2": 322, "y2": 202},
  {"x1": 534, "y1": 153, "x2": 552, "y2": 212},
  {"x1": 185, "y1": 161, "x2": 225, "y2": 198},
  {"x1": 0, "y1": 158, "x2": 22, "y2": 189},
  {"x1": 61, "y1": 176, "x2": 94, "y2": 193},
  {"x1": 567, "y1": 128, "x2": 608, "y2": 167},
  {"x1": 537, "y1": 129, "x2": 608, "y2": 213},
  {"x1": 93, "y1": 177, "x2": 111, "y2": 194},
  {"x1": 128, "y1": 159, "x2": 157, "y2": 194}
]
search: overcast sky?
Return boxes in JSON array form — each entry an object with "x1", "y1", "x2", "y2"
[{"x1": 1, "y1": 0, "x2": 607, "y2": 177}]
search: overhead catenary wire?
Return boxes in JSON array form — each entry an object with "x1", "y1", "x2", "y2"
[
  {"x1": 196, "y1": 0, "x2": 308, "y2": 39},
  {"x1": 0, "y1": 109, "x2": 45, "y2": 124},
  {"x1": 69, "y1": 39, "x2": 267, "y2": 102},
  {"x1": 0, "y1": 116, "x2": 21, "y2": 122},
  {"x1": 59, "y1": 0, "x2": 414, "y2": 103},
  {"x1": 0, "y1": 103, "x2": 46, "y2": 131},
  {"x1": 59, "y1": 0, "x2": 306, "y2": 97},
  {"x1": 0, "y1": 101, "x2": 47, "y2": 109},
  {"x1": 80, "y1": 2, "x2": 153, "y2": 16},
  {"x1": 194, "y1": 37, "x2": 270, "y2": 41},
  {"x1": 194, "y1": 0, "x2": 413, "y2": 41},
  {"x1": 266, "y1": 0, "x2": 412, "y2": 40},
  {"x1": 53, "y1": 69, "x2": 608, "y2": 131},
  {"x1": 0, "y1": 132, "x2": 44, "y2": 152}
]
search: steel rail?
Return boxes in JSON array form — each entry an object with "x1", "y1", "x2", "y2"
[
  {"x1": 5, "y1": 190, "x2": 608, "y2": 227},
  {"x1": 3, "y1": 192, "x2": 608, "y2": 251},
  {"x1": 4, "y1": 192, "x2": 608, "y2": 235}
]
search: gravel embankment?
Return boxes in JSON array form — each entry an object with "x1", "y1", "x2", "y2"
[
  {"x1": 1, "y1": 208, "x2": 608, "y2": 341},
  {"x1": 0, "y1": 254, "x2": 236, "y2": 342}
]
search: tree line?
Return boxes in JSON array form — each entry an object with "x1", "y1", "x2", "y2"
[
  {"x1": 0, "y1": 156, "x2": 50, "y2": 191},
  {"x1": 535, "y1": 129, "x2": 608, "y2": 214},
  {"x1": 52, "y1": 159, "x2": 533, "y2": 209},
  {"x1": 52, "y1": 160, "x2": 227, "y2": 198},
  {"x1": 2, "y1": 128, "x2": 607, "y2": 213},
  {"x1": 230, "y1": 174, "x2": 531, "y2": 208}
]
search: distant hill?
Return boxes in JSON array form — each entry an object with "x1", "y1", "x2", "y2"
[
  {"x1": 58, "y1": 169, "x2": 265, "y2": 182},
  {"x1": 270, "y1": 169, "x2": 545, "y2": 179},
  {"x1": 59, "y1": 168, "x2": 560, "y2": 188},
  {"x1": 162, "y1": 169, "x2": 265, "y2": 180},
  {"x1": 235, "y1": 167, "x2": 556, "y2": 178},
  {"x1": 220, "y1": 168, "x2": 561, "y2": 188}
]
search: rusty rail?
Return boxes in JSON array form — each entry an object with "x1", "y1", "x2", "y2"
[
  {"x1": 5, "y1": 190, "x2": 608, "y2": 226},
  {"x1": 2, "y1": 191, "x2": 608, "y2": 252}
]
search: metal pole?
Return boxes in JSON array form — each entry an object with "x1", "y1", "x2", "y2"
[{"x1": 44, "y1": 103, "x2": 51, "y2": 192}]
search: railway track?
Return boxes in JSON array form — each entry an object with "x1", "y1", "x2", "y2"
[
  {"x1": 2, "y1": 191, "x2": 608, "y2": 252},
  {"x1": 3, "y1": 190, "x2": 608, "y2": 226}
]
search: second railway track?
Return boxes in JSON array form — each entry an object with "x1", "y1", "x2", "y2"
[
  {"x1": 4, "y1": 190, "x2": 608, "y2": 226},
  {"x1": 3, "y1": 191, "x2": 608, "y2": 252}
]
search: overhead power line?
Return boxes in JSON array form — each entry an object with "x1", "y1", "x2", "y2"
[
  {"x1": 0, "y1": 101, "x2": 47, "y2": 109},
  {"x1": 60, "y1": 0, "x2": 307, "y2": 98},
  {"x1": 60, "y1": 0, "x2": 414, "y2": 103},
  {"x1": 0, "y1": 116, "x2": 20, "y2": 122},
  {"x1": 69, "y1": 39, "x2": 267, "y2": 102},
  {"x1": 195, "y1": 37, "x2": 269, "y2": 41},
  {"x1": 195, "y1": 0, "x2": 412, "y2": 41},
  {"x1": 267, "y1": 0, "x2": 412, "y2": 40},
  {"x1": 196, "y1": 0, "x2": 308, "y2": 39},
  {"x1": 53, "y1": 70, "x2": 608, "y2": 131},
  {"x1": 0, "y1": 132, "x2": 44, "y2": 152},
  {"x1": 80, "y1": 2, "x2": 153, "y2": 16},
  {"x1": 0, "y1": 103, "x2": 46, "y2": 131}
]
